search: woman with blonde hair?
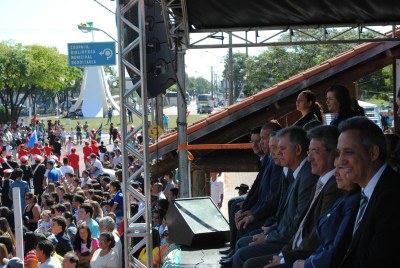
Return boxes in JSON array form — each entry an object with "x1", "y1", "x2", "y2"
[
  {"x1": 0, "y1": 243, "x2": 9, "y2": 266},
  {"x1": 0, "y1": 218, "x2": 15, "y2": 248}
]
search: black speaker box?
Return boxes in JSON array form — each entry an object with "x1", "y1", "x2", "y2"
[
  {"x1": 125, "y1": 0, "x2": 176, "y2": 98},
  {"x1": 167, "y1": 197, "x2": 230, "y2": 247}
]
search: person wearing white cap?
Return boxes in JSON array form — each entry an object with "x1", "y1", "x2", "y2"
[
  {"x1": 2, "y1": 257, "x2": 23, "y2": 268},
  {"x1": 31, "y1": 155, "x2": 46, "y2": 198}
]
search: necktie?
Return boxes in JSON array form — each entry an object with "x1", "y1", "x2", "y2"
[
  {"x1": 353, "y1": 190, "x2": 368, "y2": 235},
  {"x1": 292, "y1": 178, "x2": 324, "y2": 249}
]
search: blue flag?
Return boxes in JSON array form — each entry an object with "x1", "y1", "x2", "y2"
[{"x1": 28, "y1": 130, "x2": 38, "y2": 148}]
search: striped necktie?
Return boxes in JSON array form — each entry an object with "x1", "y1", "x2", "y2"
[
  {"x1": 292, "y1": 178, "x2": 324, "y2": 249},
  {"x1": 353, "y1": 190, "x2": 368, "y2": 235}
]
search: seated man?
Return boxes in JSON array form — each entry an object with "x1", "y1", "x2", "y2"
[
  {"x1": 243, "y1": 125, "x2": 344, "y2": 267},
  {"x1": 222, "y1": 126, "x2": 319, "y2": 268}
]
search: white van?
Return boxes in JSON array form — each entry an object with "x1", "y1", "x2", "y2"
[
  {"x1": 325, "y1": 100, "x2": 382, "y2": 129},
  {"x1": 196, "y1": 94, "x2": 212, "y2": 109}
]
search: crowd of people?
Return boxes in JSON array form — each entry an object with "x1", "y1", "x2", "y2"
[
  {"x1": 219, "y1": 85, "x2": 400, "y2": 268},
  {"x1": 0, "y1": 116, "x2": 181, "y2": 267}
]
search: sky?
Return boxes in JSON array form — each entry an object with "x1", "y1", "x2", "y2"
[{"x1": 0, "y1": 0, "x2": 261, "y2": 82}]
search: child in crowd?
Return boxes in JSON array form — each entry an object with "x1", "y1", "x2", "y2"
[{"x1": 35, "y1": 210, "x2": 52, "y2": 233}]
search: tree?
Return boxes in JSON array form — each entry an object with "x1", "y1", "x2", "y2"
[
  {"x1": 223, "y1": 29, "x2": 369, "y2": 97},
  {"x1": 186, "y1": 75, "x2": 212, "y2": 95},
  {"x1": 0, "y1": 42, "x2": 83, "y2": 122},
  {"x1": 222, "y1": 52, "x2": 247, "y2": 99}
]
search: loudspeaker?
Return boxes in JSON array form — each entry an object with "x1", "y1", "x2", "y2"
[
  {"x1": 125, "y1": 0, "x2": 176, "y2": 98},
  {"x1": 167, "y1": 197, "x2": 230, "y2": 247}
]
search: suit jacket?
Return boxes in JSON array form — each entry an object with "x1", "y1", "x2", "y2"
[
  {"x1": 339, "y1": 166, "x2": 400, "y2": 268},
  {"x1": 251, "y1": 156, "x2": 282, "y2": 216},
  {"x1": 241, "y1": 156, "x2": 267, "y2": 211},
  {"x1": 31, "y1": 163, "x2": 46, "y2": 188},
  {"x1": 303, "y1": 191, "x2": 360, "y2": 268},
  {"x1": 267, "y1": 161, "x2": 319, "y2": 244},
  {"x1": 282, "y1": 175, "x2": 344, "y2": 262}
]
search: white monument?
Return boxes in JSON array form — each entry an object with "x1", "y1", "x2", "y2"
[{"x1": 71, "y1": 66, "x2": 120, "y2": 118}]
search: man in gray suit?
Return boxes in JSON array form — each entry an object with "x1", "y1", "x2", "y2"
[
  {"x1": 226, "y1": 126, "x2": 319, "y2": 268},
  {"x1": 243, "y1": 125, "x2": 344, "y2": 267}
]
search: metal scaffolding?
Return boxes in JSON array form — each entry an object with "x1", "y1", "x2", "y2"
[
  {"x1": 117, "y1": 0, "x2": 153, "y2": 267},
  {"x1": 161, "y1": 0, "x2": 400, "y2": 49}
]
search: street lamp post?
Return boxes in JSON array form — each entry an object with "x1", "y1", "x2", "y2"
[{"x1": 77, "y1": 25, "x2": 118, "y2": 43}]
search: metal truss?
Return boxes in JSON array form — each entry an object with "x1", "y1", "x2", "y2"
[
  {"x1": 161, "y1": 0, "x2": 400, "y2": 49},
  {"x1": 117, "y1": 0, "x2": 153, "y2": 267}
]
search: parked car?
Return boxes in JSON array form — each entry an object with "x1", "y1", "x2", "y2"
[{"x1": 198, "y1": 104, "x2": 213, "y2": 114}]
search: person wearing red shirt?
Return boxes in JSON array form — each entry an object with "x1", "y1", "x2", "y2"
[
  {"x1": 31, "y1": 115, "x2": 38, "y2": 126},
  {"x1": 18, "y1": 144, "x2": 29, "y2": 160},
  {"x1": 43, "y1": 142, "x2": 53, "y2": 159},
  {"x1": 68, "y1": 147, "x2": 80, "y2": 177},
  {"x1": 82, "y1": 141, "x2": 93, "y2": 166},
  {"x1": 29, "y1": 142, "x2": 41, "y2": 156},
  {"x1": 90, "y1": 140, "x2": 99, "y2": 156}
]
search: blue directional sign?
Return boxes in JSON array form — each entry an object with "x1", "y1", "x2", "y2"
[{"x1": 68, "y1": 42, "x2": 116, "y2": 67}]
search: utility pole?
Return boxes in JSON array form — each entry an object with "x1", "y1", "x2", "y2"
[
  {"x1": 228, "y1": 32, "x2": 234, "y2": 105},
  {"x1": 211, "y1": 66, "x2": 214, "y2": 100}
]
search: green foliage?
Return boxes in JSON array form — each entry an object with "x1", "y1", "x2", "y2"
[
  {"x1": 185, "y1": 75, "x2": 211, "y2": 95},
  {"x1": 0, "y1": 42, "x2": 83, "y2": 122},
  {"x1": 222, "y1": 29, "x2": 382, "y2": 97}
]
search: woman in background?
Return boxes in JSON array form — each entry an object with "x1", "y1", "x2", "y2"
[
  {"x1": 294, "y1": 90, "x2": 325, "y2": 128},
  {"x1": 326, "y1": 85, "x2": 364, "y2": 126}
]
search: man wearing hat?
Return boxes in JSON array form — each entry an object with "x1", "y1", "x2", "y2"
[
  {"x1": 31, "y1": 155, "x2": 46, "y2": 198},
  {"x1": 17, "y1": 144, "x2": 29, "y2": 162},
  {"x1": 67, "y1": 148, "x2": 80, "y2": 177},
  {"x1": 235, "y1": 184, "x2": 249, "y2": 196},
  {"x1": 19, "y1": 155, "x2": 33, "y2": 186},
  {"x1": 8, "y1": 168, "x2": 30, "y2": 212},
  {"x1": 29, "y1": 142, "x2": 41, "y2": 157},
  {"x1": 82, "y1": 141, "x2": 93, "y2": 166},
  {"x1": 2, "y1": 153, "x2": 18, "y2": 170},
  {"x1": 0, "y1": 169, "x2": 14, "y2": 208}
]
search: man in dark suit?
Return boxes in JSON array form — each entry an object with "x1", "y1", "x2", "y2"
[
  {"x1": 336, "y1": 117, "x2": 400, "y2": 268},
  {"x1": 223, "y1": 126, "x2": 263, "y2": 253},
  {"x1": 237, "y1": 123, "x2": 283, "y2": 234},
  {"x1": 243, "y1": 125, "x2": 344, "y2": 267},
  {"x1": 226, "y1": 126, "x2": 319, "y2": 268},
  {"x1": 223, "y1": 123, "x2": 282, "y2": 255},
  {"x1": 31, "y1": 155, "x2": 46, "y2": 200}
]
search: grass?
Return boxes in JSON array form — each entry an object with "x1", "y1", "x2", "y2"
[{"x1": 38, "y1": 114, "x2": 205, "y2": 133}]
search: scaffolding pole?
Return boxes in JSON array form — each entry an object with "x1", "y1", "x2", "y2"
[{"x1": 117, "y1": 0, "x2": 153, "y2": 267}]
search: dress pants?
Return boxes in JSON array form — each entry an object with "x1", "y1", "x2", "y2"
[
  {"x1": 227, "y1": 195, "x2": 246, "y2": 248},
  {"x1": 232, "y1": 240, "x2": 285, "y2": 268},
  {"x1": 243, "y1": 254, "x2": 293, "y2": 268}
]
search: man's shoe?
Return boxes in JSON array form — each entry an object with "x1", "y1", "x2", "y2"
[
  {"x1": 219, "y1": 258, "x2": 233, "y2": 267},
  {"x1": 219, "y1": 248, "x2": 232, "y2": 255},
  {"x1": 220, "y1": 250, "x2": 235, "y2": 260}
]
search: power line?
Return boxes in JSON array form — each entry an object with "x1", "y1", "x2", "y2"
[{"x1": 92, "y1": 0, "x2": 115, "y2": 15}]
